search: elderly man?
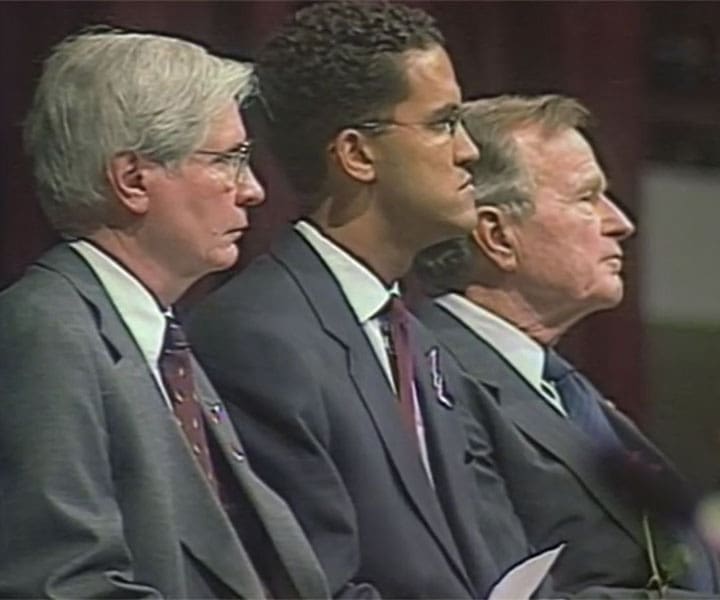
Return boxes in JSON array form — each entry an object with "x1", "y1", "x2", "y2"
[
  {"x1": 189, "y1": 3, "x2": 539, "y2": 598},
  {"x1": 414, "y1": 94, "x2": 720, "y2": 597},
  {"x1": 0, "y1": 28, "x2": 328, "y2": 599}
]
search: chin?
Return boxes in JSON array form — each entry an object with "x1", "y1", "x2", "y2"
[
  {"x1": 207, "y1": 246, "x2": 240, "y2": 273},
  {"x1": 594, "y1": 288, "x2": 624, "y2": 310},
  {"x1": 441, "y1": 212, "x2": 478, "y2": 239},
  {"x1": 455, "y1": 204, "x2": 480, "y2": 232}
]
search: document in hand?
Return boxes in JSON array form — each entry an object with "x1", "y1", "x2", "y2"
[{"x1": 488, "y1": 543, "x2": 565, "y2": 600}]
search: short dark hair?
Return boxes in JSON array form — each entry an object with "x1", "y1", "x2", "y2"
[
  {"x1": 257, "y1": 1, "x2": 443, "y2": 209},
  {"x1": 414, "y1": 94, "x2": 592, "y2": 295}
]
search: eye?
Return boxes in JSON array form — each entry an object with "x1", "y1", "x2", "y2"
[
  {"x1": 428, "y1": 114, "x2": 460, "y2": 135},
  {"x1": 211, "y1": 153, "x2": 235, "y2": 166}
]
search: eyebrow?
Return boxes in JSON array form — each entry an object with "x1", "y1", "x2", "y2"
[{"x1": 427, "y1": 103, "x2": 461, "y2": 120}]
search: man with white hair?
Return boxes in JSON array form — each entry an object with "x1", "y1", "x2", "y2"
[
  {"x1": 414, "y1": 94, "x2": 720, "y2": 597},
  {"x1": 0, "y1": 28, "x2": 328, "y2": 599}
]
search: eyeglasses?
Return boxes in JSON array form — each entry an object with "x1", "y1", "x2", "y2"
[
  {"x1": 347, "y1": 109, "x2": 462, "y2": 139},
  {"x1": 193, "y1": 140, "x2": 253, "y2": 181}
]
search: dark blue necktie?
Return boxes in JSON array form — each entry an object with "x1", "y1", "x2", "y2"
[{"x1": 543, "y1": 348, "x2": 623, "y2": 451}]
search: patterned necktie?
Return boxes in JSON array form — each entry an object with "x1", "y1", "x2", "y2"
[
  {"x1": 380, "y1": 296, "x2": 419, "y2": 447},
  {"x1": 159, "y1": 315, "x2": 218, "y2": 492},
  {"x1": 543, "y1": 348, "x2": 623, "y2": 451}
]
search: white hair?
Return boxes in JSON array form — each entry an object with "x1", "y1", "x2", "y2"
[{"x1": 24, "y1": 27, "x2": 255, "y2": 236}]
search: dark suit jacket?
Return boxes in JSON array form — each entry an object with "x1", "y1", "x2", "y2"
[
  {"x1": 189, "y1": 228, "x2": 536, "y2": 599},
  {"x1": 416, "y1": 299, "x2": 720, "y2": 598},
  {"x1": 0, "y1": 244, "x2": 328, "y2": 599}
]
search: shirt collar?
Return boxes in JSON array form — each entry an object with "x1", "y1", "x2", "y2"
[
  {"x1": 294, "y1": 219, "x2": 398, "y2": 323},
  {"x1": 70, "y1": 239, "x2": 168, "y2": 368},
  {"x1": 436, "y1": 293, "x2": 546, "y2": 390}
]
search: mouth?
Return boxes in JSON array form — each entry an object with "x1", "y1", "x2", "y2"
[
  {"x1": 225, "y1": 211, "x2": 249, "y2": 239},
  {"x1": 459, "y1": 176, "x2": 474, "y2": 191},
  {"x1": 225, "y1": 226, "x2": 247, "y2": 240},
  {"x1": 604, "y1": 253, "x2": 624, "y2": 271}
]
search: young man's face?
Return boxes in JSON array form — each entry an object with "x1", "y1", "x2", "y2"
[{"x1": 367, "y1": 45, "x2": 480, "y2": 251}]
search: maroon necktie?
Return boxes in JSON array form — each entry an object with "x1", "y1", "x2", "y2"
[
  {"x1": 159, "y1": 315, "x2": 218, "y2": 493},
  {"x1": 382, "y1": 297, "x2": 419, "y2": 446}
]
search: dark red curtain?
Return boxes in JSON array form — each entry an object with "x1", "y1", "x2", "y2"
[{"x1": 0, "y1": 1, "x2": 645, "y2": 418}]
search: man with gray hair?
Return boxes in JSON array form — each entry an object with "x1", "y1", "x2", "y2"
[
  {"x1": 0, "y1": 28, "x2": 328, "y2": 599},
  {"x1": 414, "y1": 94, "x2": 720, "y2": 597}
]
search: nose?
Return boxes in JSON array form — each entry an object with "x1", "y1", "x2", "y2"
[
  {"x1": 235, "y1": 167, "x2": 265, "y2": 208},
  {"x1": 600, "y1": 194, "x2": 635, "y2": 241},
  {"x1": 453, "y1": 121, "x2": 480, "y2": 167}
]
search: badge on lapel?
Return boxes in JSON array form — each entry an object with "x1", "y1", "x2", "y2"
[{"x1": 426, "y1": 347, "x2": 454, "y2": 409}]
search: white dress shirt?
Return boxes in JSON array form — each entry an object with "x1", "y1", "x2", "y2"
[
  {"x1": 70, "y1": 239, "x2": 172, "y2": 407},
  {"x1": 295, "y1": 220, "x2": 434, "y2": 481},
  {"x1": 436, "y1": 293, "x2": 568, "y2": 416}
]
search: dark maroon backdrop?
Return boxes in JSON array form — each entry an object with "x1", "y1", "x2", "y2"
[{"x1": 0, "y1": 1, "x2": 646, "y2": 419}]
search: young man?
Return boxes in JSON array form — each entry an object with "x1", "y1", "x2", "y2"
[
  {"x1": 0, "y1": 28, "x2": 327, "y2": 599},
  {"x1": 189, "y1": 2, "x2": 536, "y2": 598}
]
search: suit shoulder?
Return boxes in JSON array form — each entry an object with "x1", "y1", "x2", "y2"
[
  {"x1": 195, "y1": 253, "x2": 303, "y2": 315},
  {"x1": 0, "y1": 265, "x2": 95, "y2": 335}
]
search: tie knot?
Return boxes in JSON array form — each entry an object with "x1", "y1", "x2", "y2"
[
  {"x1": 389, "y1": 295, "x2": 409, "y2": 320},
  {"x1": 377, "y1": 295, "x2": 410, "y2": 329},
  {"x1": 163, "y1": 316, "x2": 190, "y2": 353},
  {"x1": 543, "y1": 348, "x2": 574, "y2": 383}
]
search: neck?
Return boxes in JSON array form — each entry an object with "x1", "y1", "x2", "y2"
[
  {"x1": 308, "y1": 202, "x2": 416, "y2": 285},
  {"x1": 87, "y1": 229, "x2": 191, "y2": 308},
  {"x1": 463, "y1": 284, "x2": 576, "y2": 346}
]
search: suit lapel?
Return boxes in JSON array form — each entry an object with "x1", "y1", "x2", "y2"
[
  {"x1": 271, "y1": 230, "x2": 470, "y2": 587},
  {"x1": 37, "y1": 245, "x2": 268, "y2": 599},
  {"x1": 421, "y1": 301, "x2": 646, "y2": 547},
  {"x1": 410, "y1": 326, "x2": 483, "y2": 576},
  {"x1": 193, "y1": 366, "x2": 329, "y2": 600}
]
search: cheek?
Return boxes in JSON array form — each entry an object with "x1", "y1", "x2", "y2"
[{"x1": 520, "y1": 235, "x2": 587, "y2": 290}]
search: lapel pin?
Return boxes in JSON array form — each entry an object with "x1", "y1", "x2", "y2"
[
  {"x1": 208, "y1": 402, "x2": 224, "y2": 424},
  {"x1": 427, "y1": 347, "x2": 454, "y2": 409}
]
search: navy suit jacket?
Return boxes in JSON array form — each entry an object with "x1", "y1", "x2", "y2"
[
  {"x1": 416, "y1": 298, "x2": 720, "y2": 599},
  {"x1": 189, "y1": 228, "x2": 537, "y2": 599}
]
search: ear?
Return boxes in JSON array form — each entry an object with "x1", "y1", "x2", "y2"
[
  {"x1": 329, "y1": 129, "x2": 376, "y2": 183},
  {"x1": 471, "y1": 205, "x2": 518, "y2": 272},
  {"x1": 105, "y1": 152, "x2": 152, "y2": 216}
]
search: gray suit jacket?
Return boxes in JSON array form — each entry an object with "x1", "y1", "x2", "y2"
[
  {"x1": 188, "y1": 228, "x2": 537, "y2": 599},
  {"x1": 416, "y1": 299, "x2": 720, "y2": 598},
  {"x1": 0, "y1": 244, "x2": 328, "y2": 599}
]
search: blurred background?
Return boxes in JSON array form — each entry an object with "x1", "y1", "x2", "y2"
[{"x1": 1, "y1": 1, "x2": 718, "y2": 490}]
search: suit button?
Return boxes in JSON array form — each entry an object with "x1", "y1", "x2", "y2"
[{"x1": 231, "y1": 446, "x2": 245, "y2": 462}]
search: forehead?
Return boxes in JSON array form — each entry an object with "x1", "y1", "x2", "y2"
[
  {"x1": 513, "y1": 124, "x2": 606, "y2": 195},
  {"x1": 391, "y1": 45, "x2": 461, "y2": 117},
  {"x1": 200, "y1": 102, "x2": 247, "y2": 148}
]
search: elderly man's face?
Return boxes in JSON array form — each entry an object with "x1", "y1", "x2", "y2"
[
  {"x1": 140, "y1": 102, "x2": 265, "y2": 283},
  {"x1": 366, "y1": 45, "x2": 479, "y2": 250},
  {"x1": 507, "y1": 125, "x2": 635, "y2": 324}
]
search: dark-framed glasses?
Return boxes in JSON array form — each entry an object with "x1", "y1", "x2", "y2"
[{"x1": 194, "y1": 140, "x2": 253, "y2": 181}]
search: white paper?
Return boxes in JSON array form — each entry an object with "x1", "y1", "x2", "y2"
[{"x1": 488, "y1": 543, "x2": 565, "y2": 600}]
